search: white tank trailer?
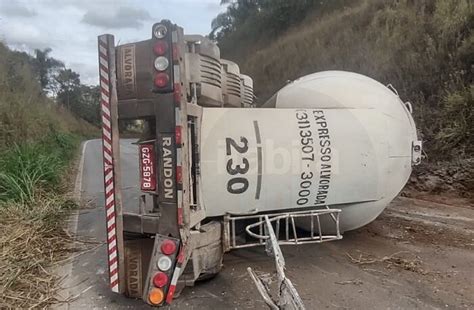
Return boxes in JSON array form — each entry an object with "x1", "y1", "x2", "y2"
[
  {"x1": 106, "y1": 22, "x2": 424, "y2": 306},
  {"x1": 198, "y1": 71, "x2": 422, "y2": 233}
]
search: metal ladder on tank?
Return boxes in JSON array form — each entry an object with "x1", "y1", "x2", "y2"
[{"x1": 223, "y1": 207, "x2": 343, "y2": 309}]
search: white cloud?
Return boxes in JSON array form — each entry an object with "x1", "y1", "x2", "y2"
[
  {"x1": 82, "y1": 6, "x2": 152, "y2": 29},
  {"x1": 1, "y1": 21, "x2": 50, "y2": 49},
  {"x1": 0, "y1": 0, "x2": 225, "y2": 85},
  {"x1": 0, "y1": 1, "x2": 37, "y2": 17}
]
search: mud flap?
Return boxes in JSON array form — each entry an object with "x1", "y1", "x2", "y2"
[{"x1": 124, "y1": 238, "x2": 154, "y2": 298}]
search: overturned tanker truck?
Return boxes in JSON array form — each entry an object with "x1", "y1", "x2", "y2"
[{"x1": 97, "y1": 20, "x2": 422, "y2": 308}]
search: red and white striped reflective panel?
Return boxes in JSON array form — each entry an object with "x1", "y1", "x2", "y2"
[
  {"x1": 165, "y1": 245, "x2": 185, "y2": 304},
  {"x1": 98, "y1": 35, "x2": 119, "y2": 293}
]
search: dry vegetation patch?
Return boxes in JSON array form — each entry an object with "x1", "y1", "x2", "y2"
[
  {"x1": 0, "y1": 196, "x2": 76, "y2": 308},
  {"x1": 347, "y1": 251, "x2": 428, "y2": 275}
]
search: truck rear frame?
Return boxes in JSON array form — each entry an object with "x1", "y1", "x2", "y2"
[{"x1": 97, "y1": 20, "x2": 343, "y2": 308}]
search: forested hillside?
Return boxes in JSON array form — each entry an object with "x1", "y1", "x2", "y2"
[
  {"x1": 212, "y1": 0, "x2": 473, "y2": 161},
  {"x1": 0, "y1": 43, "x2": 98, "y2": 149}
]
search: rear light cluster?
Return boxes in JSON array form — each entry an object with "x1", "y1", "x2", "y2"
[
  {"x1": 152, "y1": 23, "x2": 173, "y2": 93},
  {"x1": 147, "y1": 238, "x2": 179, "y2": 306}
]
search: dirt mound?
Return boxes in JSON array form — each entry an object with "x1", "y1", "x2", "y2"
[{"x1": 405, "y1": 158, "x2": 474, "y2": 200}]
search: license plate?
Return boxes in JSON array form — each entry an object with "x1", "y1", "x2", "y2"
[{"x1": 139, "y1": 144, "x2": 156, "y2": 191}]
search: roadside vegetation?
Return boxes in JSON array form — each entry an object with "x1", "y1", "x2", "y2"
[
  {"x1": 0, "y1": 41, "x2": 97, "y2": 308},
  {"x1": 212, "y1": 0, "x2": 473, "y2": 161}
]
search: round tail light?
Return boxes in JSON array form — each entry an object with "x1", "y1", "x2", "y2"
[
  {"x1": 154, "y1": 41, "x2": 168, "y2": 56},
  {"x1": 149, "y1": 288, "x2": 164, "y2": 305},
  {"x1": 154, "y1": 73, "x2": 169, "y2": 88},
  {"x1": 157, "y1": 256, "x2": 173, "y2": 271},
  {"x1": 153, "y1": 272, "x2": 169, "y2": 288},
  {"x1": 153, "y1": 24, "x2": 167, "y2": 39},
  {"x1": 154, "y1": 56, "x2": 169, "y2": 71},
  {"x1": 161, "y1": 240, "x2": 177, "y2": 255}
]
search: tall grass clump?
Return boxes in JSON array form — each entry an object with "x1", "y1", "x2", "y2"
[{"x1": 0, "y1": 132, "x2": 79, "y2": 203}]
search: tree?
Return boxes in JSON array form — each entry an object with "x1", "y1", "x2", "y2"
[
  {"x1": 33, "y1": 48, "x2": 64, "y2": 93},
  {"x1": 77, "y1": 85, "x2": 100, "y2": 126},
  {"x1": 55, "y1": 68, "x2": 81, "y2": 110},
  {"x1": 55, "y1": 68, "x2": 100, "y2": 126},
  {"x1": 210, "y1": 0, "x2": 337, "y2": 44},
  {"x1": 210, "y1": 0, "x2": 260, "y2": 39}
]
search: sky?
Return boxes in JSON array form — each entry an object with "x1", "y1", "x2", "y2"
[{"x1": 0, "y1": 0, "x2": 224, "y2": 85}]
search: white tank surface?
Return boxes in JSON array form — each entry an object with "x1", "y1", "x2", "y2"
[{"x1": 199, "y1": 71, "x2": 421, "y2": 232}]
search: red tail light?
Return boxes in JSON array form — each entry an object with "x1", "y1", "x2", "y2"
[
  {"x1": 154, "y1": 41, "x2": 168, "y2": 56},
  {"x1": 154, "y1": 73, "x2": 169, "y2": 88},
  {"x1": 153, "y1": 272, "x2": 169, "y2": 288},
  {"x1": 161, "y1": 240, "x2": 177, "y2": 255}
]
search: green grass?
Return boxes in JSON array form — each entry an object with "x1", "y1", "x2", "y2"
[{"x1": 0, "y1": 132, "x2": 79, "y2": 204}]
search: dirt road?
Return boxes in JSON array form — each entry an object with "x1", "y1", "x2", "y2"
[{"x1": 65, "y1": 140, "x2": 474, "y2": 309}]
